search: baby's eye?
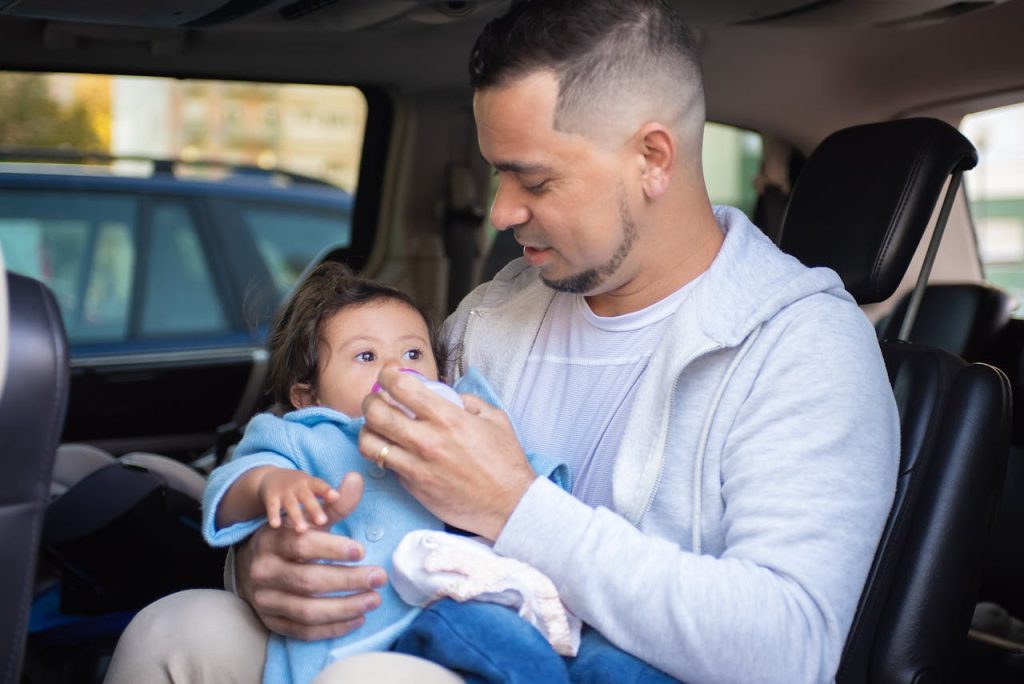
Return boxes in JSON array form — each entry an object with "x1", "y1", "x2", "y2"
[
  {"x1": 355, "y1": 351, "x2": 376, "y2": 363},
  {"x1": 403, "y1": 348, "x2": 423, "y2": 361}
]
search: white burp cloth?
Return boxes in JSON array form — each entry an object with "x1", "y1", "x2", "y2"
[{"x1": 392, "y1": 529, "x2": 581, "y2": 656}]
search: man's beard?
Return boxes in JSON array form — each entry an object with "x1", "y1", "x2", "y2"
[{"x1": 540, "y1": 190, "x2": 637, "y2": 294}]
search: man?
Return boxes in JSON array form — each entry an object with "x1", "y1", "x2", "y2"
[{"x1": 106, "y1": 1, "x2": 898, "y2": 682}]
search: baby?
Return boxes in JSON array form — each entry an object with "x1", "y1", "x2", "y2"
[{"x1": 201, "y1": 262, "x2": 575, "y2": 684}]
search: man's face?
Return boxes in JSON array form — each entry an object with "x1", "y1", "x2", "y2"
[{"x1": 474, "y1": 71, "x2": 641, "y2": 297}]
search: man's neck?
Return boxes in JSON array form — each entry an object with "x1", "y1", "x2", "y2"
[{"x1": 586, "y1": 210, "x2": 724, "y2": 317}]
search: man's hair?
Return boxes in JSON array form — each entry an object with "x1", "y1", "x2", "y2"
[
  {"x1": 265, "y1": 261, "x2": 447, "y2": 413},
  {"x1": 469, "y1": 0, "x2": 704, "y2": 143}
]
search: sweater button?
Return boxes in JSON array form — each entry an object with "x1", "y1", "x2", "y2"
[
  {"x1": 366, "y1": 526, "x2": 384, "y2": 542},
  {"x1": 369, "y1": 465, "x2": 387, "y2": 479}
]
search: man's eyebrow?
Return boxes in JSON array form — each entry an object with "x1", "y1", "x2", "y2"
[{"x1": 486, "y1": 158, "x2": 549, "y2": 175}]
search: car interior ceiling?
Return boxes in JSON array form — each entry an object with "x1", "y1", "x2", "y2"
[
  {"x1": 0, "y1": 1, "x2": 1021, "y2": 140},
  {"x1": 4, "y1": 0, "x2": 1024, "y2": 682}
]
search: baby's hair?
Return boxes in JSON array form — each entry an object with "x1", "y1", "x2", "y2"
[{"x1": 266, "y1": 261, "x2": 448, "y2": 413}]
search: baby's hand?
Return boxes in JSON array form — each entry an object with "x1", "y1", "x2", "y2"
[{"x1": 256, "y1": 470, "x2": 341, "y2": 533}]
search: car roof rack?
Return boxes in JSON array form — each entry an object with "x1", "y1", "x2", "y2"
[{"x1": 0, "y1": 148, "x2": 336, "y2": 188}]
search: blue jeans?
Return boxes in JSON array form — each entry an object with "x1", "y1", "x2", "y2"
[{"x1": 392, "y1": 599, "x2": 680, "y2": 683}]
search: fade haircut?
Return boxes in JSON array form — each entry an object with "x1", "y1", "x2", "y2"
[
  {"x1": 469, "y1": 0, "x2": 705, "y2": 148},
  {"x1": 266, "y1": 261, "x2": 447, "y2": 414}
]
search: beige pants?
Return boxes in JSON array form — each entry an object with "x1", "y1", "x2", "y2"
[{"x1": 103, "y1": 589, "x2": 463, "y2": 684}]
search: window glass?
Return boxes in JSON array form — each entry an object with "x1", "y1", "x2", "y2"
[
  {"x1": 0, "y1": 71, "x2": 368, "y2": 353},
  {"x1": 141, "y1": 202, "x2": 226, "y2": 336},
  {"x1": 80, "y1": 222, "x2": 134, "y2": 341},
  {"x1": 0, "y1": 73, "x2": 366, "y2": 193},
  {"x1": 0, "y1": 190, "x2": 136, "y2": 342},
  {"x1": 237, "y1": 204, "x2": 351, "y2": 297},
  {"x1": 703, "y1": 123, "x2": 763, "y2": 219},
  {"x1": 962, "y1": 103, "x2": 1024, "y2": 313}
]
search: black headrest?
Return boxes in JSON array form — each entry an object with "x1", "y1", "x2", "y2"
[{"x1": 778, "y1": 118, "x2": 977, "y2": 305}]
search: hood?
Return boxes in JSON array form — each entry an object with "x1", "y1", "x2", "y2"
[
  {"x1": 285, "y1": 406, "x2": 362, "y2": 436},
  {"x1": 697, "y1": 206, "x2": 854, "y2": 348}
]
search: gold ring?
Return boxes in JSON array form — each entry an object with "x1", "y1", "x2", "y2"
[{"x1": 375, "y1": 444, "x2": 390, "y2": 470}]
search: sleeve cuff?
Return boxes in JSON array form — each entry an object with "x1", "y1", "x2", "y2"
[
  {"x1": 202, "y1": 454, "x2": 295, "y2": 546},
  {"x1": 493, "y1": 477, "x2": 595, "y2": 586}
]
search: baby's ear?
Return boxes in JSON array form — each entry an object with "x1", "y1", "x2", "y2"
[{"x1": 289, "y1": 383, "x2": 317, "y2": 409}]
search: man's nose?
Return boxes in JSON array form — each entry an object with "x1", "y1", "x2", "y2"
[{"x1": 489, "y1": 181, "x2": 530, "y2": 231}]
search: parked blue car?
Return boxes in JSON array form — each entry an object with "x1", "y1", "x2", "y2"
[{"x1": 0, "y1": 154, "x2": 356, "y2": 459}]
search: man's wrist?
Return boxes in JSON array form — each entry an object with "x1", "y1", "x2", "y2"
[
  {"x1": 483, "y1": 473, "x2": 538, "y2": 541},
  {"x1": 493, "y1": 477, "x2": 593, "y2": 572}
]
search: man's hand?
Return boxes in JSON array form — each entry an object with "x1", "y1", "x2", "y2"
[
  {"x1": 234, "y1": 472, "x2": 388, "y2": 641},
  {"x1": 359, "y1": 364, "x2": 537, "y2": 540}
]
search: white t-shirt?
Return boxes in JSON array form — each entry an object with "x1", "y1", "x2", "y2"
[{"x1": 510, "y1": 276, "x2": 701, "y2": 509}]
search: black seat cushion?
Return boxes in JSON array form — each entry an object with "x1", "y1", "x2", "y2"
[
  {"x1": 880, "y1": 283, "x2": 1016, "y2": 361},
  {"x1": 839, "y1": 343, "x2": 1011, "y2": 683}
]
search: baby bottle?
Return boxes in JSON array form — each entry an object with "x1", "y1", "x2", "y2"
[{"x1": 372, "y1": 368, "x2": 463, "y2": 418}]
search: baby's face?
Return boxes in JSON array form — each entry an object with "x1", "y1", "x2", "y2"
[{"x1": 304, "y1": 299, "x2": 438, "y2": 416}]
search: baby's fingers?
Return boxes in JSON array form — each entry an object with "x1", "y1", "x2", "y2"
[
  {"x1": 299, "y1": 486, "x2": 329, "y2": 527},
  {"x1": 283, "y1": 492, "x2": 310, "y2": 533},
  {"x1": 265, "y1": 494, "x2": 283, "y2": 528}
]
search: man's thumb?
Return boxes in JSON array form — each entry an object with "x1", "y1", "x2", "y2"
[{"x1": 326, "y1": 471, "x2": 363, "y2": 523}]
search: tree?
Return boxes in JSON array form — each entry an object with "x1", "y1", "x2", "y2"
[{"x1": 0, "y1": 72, "x2": 102, "y2": 151}]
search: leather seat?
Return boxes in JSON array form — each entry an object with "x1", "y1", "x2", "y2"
[
  {"x1": 980, "y1": 316, "x2": 1024, "y2": 628},
  {"x1": 881, "y1": 283, "x2": 1024, "y2": 650},
  {"x1": 879, "y1": 282, "x2": 1016, "y2": 362},
  {"x1": 778, "y1": 118, "x2": 1011, "y2": 683},
  {"x1": 0, "y1": 272, "x2": 70, "y2": 684}
]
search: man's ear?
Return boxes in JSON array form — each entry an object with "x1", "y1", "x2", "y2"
[
  {"x1": 635, "y1": 122, "x2": 675, "y2": 200},
  {"x1": 289, "y1": 382, "x2": 317, "y2": 409}
]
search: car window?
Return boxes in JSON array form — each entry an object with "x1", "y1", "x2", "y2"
[
  {"x1": 236, "y1": 203, "x2": 350, "y2": 297},
  {"x1": 703, "y1": 123, "x2": 763, "y2": 220},
  {"x1": 962, "y1": 103, "x2": 1024, "y2": 314},
  {"x1": 0, "y1": 71, "x2": 369, "y2": 351},
  {"x1": 0, "y1": 189, "x2": 137, "y2": 342},
  {"x1": 141, "y1": 201, "x2": 227, "y2": 337},
  {"x1": 81, "y1": 219, "x2": 135, "y2": 342}
]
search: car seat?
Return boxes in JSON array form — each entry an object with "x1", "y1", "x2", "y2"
[
  {"x1": 778, "y1": 117, "x2": 1012, "y2": 683},
  {"x1": 0, "y1": 271, "x2": 70, "y2": 684},
  {"x1": 22, "y1": 442, "x2": 225, "y2": 684},
  {"x1": 978, "y1": 314, "x2": 1024, "y2": 652},
  {"x1": 879, "y1": 282, "x2": 1016, "y2": 362},
  {"x1": 879, "y1": 282, "x2": 1024, "y2": 662}
]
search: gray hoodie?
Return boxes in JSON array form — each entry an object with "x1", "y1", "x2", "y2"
[{"x1": 442, "y1": 206, "x2": 900, "y2": 684}]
